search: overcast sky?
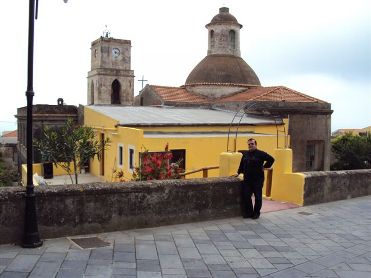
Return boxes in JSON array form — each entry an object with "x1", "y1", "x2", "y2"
[{"x1": 0, "y1": 0, "x2": 370, "y2": 133}]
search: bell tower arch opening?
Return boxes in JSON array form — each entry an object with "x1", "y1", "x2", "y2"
[
  {"x1": 111, "y1": 79, "x2": 121, "y2": 104},
  {"x1": 210, "y1": 30, "x2": 215, "y2": 48},
  {"x1": 90, "y1": 80, "x2": 95, "y2": 105},
  {"x1": 229, "y1": 30, "x2": 236, "y2": 49}
]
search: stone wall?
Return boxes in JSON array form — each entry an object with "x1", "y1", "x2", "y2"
[
  {"x1": 2, "y1": 171, "x2": 370, "y2": 245},
  {"x1": 303, "y1": 169, "x2": 371, "y2": 205},
  {"x1": 0, "y1": 177, "x2": 241, "y2": 245}
]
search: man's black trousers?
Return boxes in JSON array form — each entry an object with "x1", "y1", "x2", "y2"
[{"x1": 241, "y1": 179, "x2": 264, "y2": 217}]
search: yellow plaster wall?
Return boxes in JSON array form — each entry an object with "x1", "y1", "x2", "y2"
[
  {"x1": 84, "y1": 107, "x2": 146, "y2": 182},
  {"x1": 271, "y1": 149, "x2": 305, "y2": 205},
  {"x1": 218, "y1": 148, "x2": 305, "y2": 206},
  {"x1": 142, "y1": 132, "x2": 286, "y2": 179},
  {"x1": 142, "y1": 136, "x2": 225, "y2": 178},
  {"x1": 21, "y1": 163, "x2": 76, "y2": 186},
  {"x1": 83, "y1": 106, "x2": 290, "y2": 182},
  {"x1": 84, "y1": 106, "x2": 119, "y2": 128},
  {"x1": 84, "y1": 106, "x2": 120, "y2": 180},
  {"x1": 104, "y1": 127, "x2": 144, "y2": 182}
]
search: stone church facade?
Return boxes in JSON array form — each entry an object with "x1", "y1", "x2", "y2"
[{"x1": 134, "y1": 7, "x2": 333, "y2": 172}]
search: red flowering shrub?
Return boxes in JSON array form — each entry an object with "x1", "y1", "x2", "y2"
[{"x1": 132, "y1": 150, "x2": 183, "y2": 181}]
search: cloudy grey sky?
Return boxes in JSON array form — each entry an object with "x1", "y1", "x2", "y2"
[{"x1": 0, "y1": 0, "x2": 370, "y2": 133}]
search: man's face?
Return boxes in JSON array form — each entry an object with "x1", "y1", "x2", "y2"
[{"x1": 248, "y1": 140, "x2": 257, "y2": 151}]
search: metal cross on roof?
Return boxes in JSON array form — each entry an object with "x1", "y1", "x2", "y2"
[{"x1": 138, "y1": 75, "x2": 148, "y2": 89}]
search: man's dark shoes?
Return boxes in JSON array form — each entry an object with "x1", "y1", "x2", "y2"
[
  {"x1": 242, "y1": 214, "x2": 253, "y2": 219},
  {"x1": 252, "y1": 214, "x2": 260, "y2": 219}
]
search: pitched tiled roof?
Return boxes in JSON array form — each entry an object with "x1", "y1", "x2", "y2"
[
  {"x1": 217, "y1": 86, "x2": 327, "y2": 103},
  {"x1": 151, "y1": 86, "x2": 209, "y2": 103},
  {"x1": 149, "y1": 85, "x2": 327, "y2": 104},
  {"x1": 2, "y1": 130, "x2": 17, "y2": 138}
]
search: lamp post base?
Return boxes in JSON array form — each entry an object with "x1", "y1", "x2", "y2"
[
  {"x1": 22, "y1": 193, "x2": 43, "y2": 248},
  {"x1": 22, "y1": 235, "x2": 43, "y2": 248}
]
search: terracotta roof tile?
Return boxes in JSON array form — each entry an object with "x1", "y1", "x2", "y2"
[
  {"x1": 149, "y1": 85, "x2": 327, "y2": 105},
  {"x1": 2, "y1": 130, "x2": 17, "y2": 138},
  {"x1": 216, "y1": 86, "x2": 327, "y2": 103},
  {"x1": 152, "y1": 85, "x2": 209, "y2": 104}
]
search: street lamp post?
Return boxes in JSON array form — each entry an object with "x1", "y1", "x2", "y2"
[
  {"x1": 22, "y1": 0, "x2": 68, "y2": 248},
  {"x1": 22, "y1": 0, "x2": 42, "y2": 248}
]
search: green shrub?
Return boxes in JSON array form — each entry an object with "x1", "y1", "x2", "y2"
[
  {"x1": 0, "y1": 158, "x2": 18, "y2": 187},
  {"x1": 331, "y1": 133, "x2": 371, "y2": 170}
]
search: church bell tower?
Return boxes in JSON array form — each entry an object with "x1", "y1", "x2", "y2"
[{"x1": 87, "y1": 36, "x2": 134, "y2": 105}]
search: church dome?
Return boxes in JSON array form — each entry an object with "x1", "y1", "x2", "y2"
[
  {"x1": 185, "y1": 7, "x2": 261, "y2": 87},
  {"x1": 185, "y1": 54, "x2": 261, "y2": 86}
]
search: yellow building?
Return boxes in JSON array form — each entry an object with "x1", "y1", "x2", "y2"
[{"x1": 84, "y1": 106, "x2": 288, "y2": 182}]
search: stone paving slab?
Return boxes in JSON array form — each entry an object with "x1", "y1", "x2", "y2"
[{"x1": 0, "y1": 196, "x2": 371, "y2": 277}]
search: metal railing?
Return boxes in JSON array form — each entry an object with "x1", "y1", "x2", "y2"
[{"x1": 179, "y1": 166, "x2": 219, "y2": 178}]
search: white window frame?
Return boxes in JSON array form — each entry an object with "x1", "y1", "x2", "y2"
[{"x1": 128, "y1": 145, "x2": 135, "y2": 173}]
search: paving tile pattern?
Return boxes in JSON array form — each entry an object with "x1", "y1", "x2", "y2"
[{"x1": 0, "y1": 196, "x2": 370, "y2": 277}]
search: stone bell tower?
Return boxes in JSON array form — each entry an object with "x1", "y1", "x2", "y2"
[{"x1": 87, "y1": 36, "x2": 134, "y2": 105}]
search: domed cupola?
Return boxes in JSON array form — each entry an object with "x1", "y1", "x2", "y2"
[
  {"x1": 206, "y1": 7, "x2": 242, "y2": 56},
  {"x1": 185, "y1": 7, "x2": 260, "y2": 96}
]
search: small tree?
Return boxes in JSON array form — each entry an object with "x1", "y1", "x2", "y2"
[
  {"x1": 34, "y1": 119, "x2": 110, "y2": 184},
  {"x1": 331, "y1": 133, "x2": 371, "y2": 170},
  {"x1": 0, "y1": 152, "x2": 18, "y2": 187}
]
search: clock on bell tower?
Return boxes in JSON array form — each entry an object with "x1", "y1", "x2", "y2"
[{"x1": 87, "y1": 37, "x2": 134, "y2": 105}]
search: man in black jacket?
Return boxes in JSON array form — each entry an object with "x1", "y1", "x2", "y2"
[{"x1": 237, "y1": 138, "x2": 274, "y2": 219}]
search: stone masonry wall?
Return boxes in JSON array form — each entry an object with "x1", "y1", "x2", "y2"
[
  {"x1": 303, "y1": 169, "x2": 371, "y2": 205},
  {"x1": 0, "y1": 178, "x2": 241, "y2": 245},
  {"x1": 1, "y1": 171, "x2": 370, "y2": 245}
]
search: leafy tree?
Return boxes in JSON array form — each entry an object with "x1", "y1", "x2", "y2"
[
  {"x1": 0, "y1": 152, "x2": 18, "y2": 187},
  {"x1": 331, "y1": 133, "x2": 371, "y2": 170},
  {"x1": 34, "y1": 119, "x2": 110, "y2": 184}
]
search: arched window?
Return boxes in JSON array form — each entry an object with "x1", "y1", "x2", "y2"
[
  {"x1": 210, "y1": 30, "x2": 215, "y2": 48},
  {"x1": 90, "y1": 81, "x2": 94, "y2": 105},
  {"x1": 111, "y1": 79, "x2": 121, "y2": 104},
  {"x1": 229, "y1": 30, "x2": 236, "y2": 49}
]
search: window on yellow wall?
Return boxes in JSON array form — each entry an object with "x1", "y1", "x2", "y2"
[
  {"x1": 118, "y1": 144, "x2": 123, "y2": 167},
  {"x1": 128, "y1": 145, "x2": 135, "y2": 172}
]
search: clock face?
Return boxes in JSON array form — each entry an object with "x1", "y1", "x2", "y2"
[{"x1": 112, "y1": 48, "x2": 120, "y2": 58}]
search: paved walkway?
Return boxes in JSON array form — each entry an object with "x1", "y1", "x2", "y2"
[{"x1": 0, "y1": 196, "x2": 370, "y2": 278}]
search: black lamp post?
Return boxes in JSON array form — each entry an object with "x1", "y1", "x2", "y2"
[{"x1": 22, "y1": 0, "x2": 68, "y2": 248}]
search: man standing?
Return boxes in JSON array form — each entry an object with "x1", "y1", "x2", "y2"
[{"x1": 237, "y1": 138, "x2": 274, "y2": 219}]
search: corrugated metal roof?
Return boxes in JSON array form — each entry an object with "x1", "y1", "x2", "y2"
[{"x1": 88, "y1": 106, "x2": 281, "y2": 126}]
